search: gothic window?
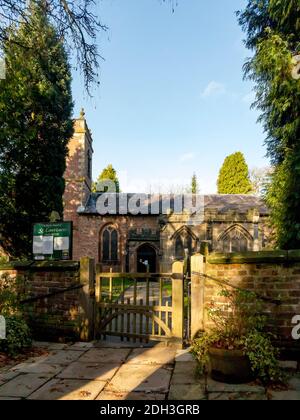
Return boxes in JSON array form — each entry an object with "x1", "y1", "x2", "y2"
[
  {"x1": 101, "y1": 226, "x2": 118, "y2": 262},
  {"x1": 218, "y1": 225, "x2": 252, "y2": 253},
  {"x1": 174, "y1": 228, "x2": 195, "y2": 260}
]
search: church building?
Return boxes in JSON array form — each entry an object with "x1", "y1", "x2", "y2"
[{"x1": 63, "y1": 111, "x2": 270, "y2": 273}]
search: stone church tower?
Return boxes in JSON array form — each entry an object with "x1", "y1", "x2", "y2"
[{"x1": 63, "y1": 109, "x2": 93, "y2": 259}]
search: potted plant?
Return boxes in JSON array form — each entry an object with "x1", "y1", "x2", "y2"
[{"x1": 192, "y1": 288, "x2": 283, "y2": 384}]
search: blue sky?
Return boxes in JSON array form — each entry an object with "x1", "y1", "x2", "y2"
[{"x1": 72, "y1": 0, "x2": 269, "y2": 194}]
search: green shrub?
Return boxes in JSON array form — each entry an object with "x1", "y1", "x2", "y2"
[
  {"x1": 0, "y1": 273, "x2": 31, "y2": 356},
  {"x1": 0, "y1": 315, "x2": 32, "y2": 356},
  {"x1": 0, "y1": 273, "x2": 21, "y2": 315},
  {"x1": 192, "y1": 288, "x2": 284, "y2": 384},
  {"x1": 242, "y1": 330, "x2": 282, "y2": 383}
]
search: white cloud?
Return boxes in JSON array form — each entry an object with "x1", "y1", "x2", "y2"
[
  {"x1": 179, "y1": 152, "x2": 195, "y2": 162},
  {"x1": 201, "y1": 81, "x2": 226, "y2": 98}
]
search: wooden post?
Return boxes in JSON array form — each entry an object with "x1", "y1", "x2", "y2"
[
  {"x1": 172, "y1": 260, "x2": 184, "y2": 347},
  {"x1": 191, "y1": 253, "x2": 205, "y2": 339},
  {"x1": 79, "y1": 257, "x2": 95, "y2": 342},
  {"x1": 95, "y1": 263, "x2": 101, "y2": 303}
]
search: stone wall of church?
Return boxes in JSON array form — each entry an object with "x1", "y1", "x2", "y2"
[
  {"x1": 159, "y1": 211, "x2": 269, "y2": 273},
  {"x1": 71, "y1": 211, "x2": 269, "y2": 273}
]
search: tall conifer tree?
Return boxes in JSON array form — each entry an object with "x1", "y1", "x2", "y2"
[
  {"x1": 238, "y1": 0, "x2": 300, "y2": 248},
  {"x1": 0, "y1": 2, "x2": 73, "y2": 257},
  {"x1": 217, "y1": 152, "x2": 252, "y2": 195}
]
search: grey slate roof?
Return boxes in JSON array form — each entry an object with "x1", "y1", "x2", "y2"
[
  {"x1": 204, "y1": 194, "x2": 268, "y2": 214},
  {"x1": 79, "y1": 193, "x2": 268, "y2": 216}
]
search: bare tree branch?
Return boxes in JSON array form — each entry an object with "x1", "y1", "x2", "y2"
[{"x1": 0, "y1": 0, "x2": 107, "y2": 94}]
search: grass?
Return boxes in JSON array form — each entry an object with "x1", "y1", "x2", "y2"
[{"x1": 100, "y1": 278, "x2": 131, "y2": 302}]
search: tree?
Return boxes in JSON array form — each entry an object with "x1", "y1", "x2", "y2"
[
  {"x1": 217, "y1": 152, "x2": 253, "y2": 195},
  {"x1": 93, "y1": 164, "x2": 120, "y2": 193},
  {"x1": 191, "y1": 173, "x2": 199, "y2": 194},
  {"x1": 0, "y1": 0, "x2": 106, "y2": 93},
  {"x1": 0, "y1": 3, "x2": 73, "y2": 257},
  {"x1": 238, "y1": 1, "x2": 300, "y2": 248}
]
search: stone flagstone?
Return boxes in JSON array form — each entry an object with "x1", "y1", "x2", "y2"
[
  {"x1": 0, "y1": 373, "x2": 52, "y2": 398},
  {"x1": 106, "y1": 363, "x2": 172, "y2": 393},
  {"x1": 206, "y1": 377, "x2": 265, "y2": 393},
  {"x1": 209, "y1": 392, "x2": 267, "y2": 400},
  {"x1": 97, "y1": 391, "x2": 166, "y2": 400},
  {"x1": 11, "y1": 362, "x2": 63, "y2": 376},
  {"x1": 28, "y1": 378, "x2": 106, "y2": 400},
  {"x1": 168, "y1": 384, "x2": 206, "y2": 400},
  {"x1": 42, "y1": 350, "x2": 84, "y2": 365},
  {"x1": 127, "y1": 347, "x2": 176, "y2": 366},
  {"x1": 1, "y1": 340, "x2": 297, "y2": 400},
  {"x1": 269, "y1": 391, "x2": 300, "y2": 400},
  {"x1": 57, "y1": 362, "x2": 120, "y2": 381},
  {"x1": 78, "y1": 348, "x2": 131, "y2": 364},
  {"x1": 0, "y1": 370, "x2": 20, "y2": 385},
  {"x1": 288, "y1": 374, "x2": 300, "y2": 391},
  {"x1": 175, "y1": 349, "x2": 194, "y2": 363},
  {"x1": 70, "y1": 342, "x2": 95, "y2": 350},
  {"x1": 171, "y1": 361, "x2": 202, "y2": 385}
]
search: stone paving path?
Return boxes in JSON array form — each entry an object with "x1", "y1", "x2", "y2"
[
  {"x1": 0, "y1": 341, "x2": 299, "y2": 400},
  {"x1": 169, "y1": 352, "x2": 300, "y2": 400}
]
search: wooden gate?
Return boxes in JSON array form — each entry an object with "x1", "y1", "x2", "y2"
[{"x1": 95, "y1": 261, "x2": 184, "y2": 346}]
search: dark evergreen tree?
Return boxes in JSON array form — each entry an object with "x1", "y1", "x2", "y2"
[
  {"x1": 0, "y1": 2, "x2": 73, "y2": 257},
  {"x1": 238, "y1": 0, "x2": 300, "y2": 248},
  {"x1": 217, "y1": 152, "x2": 252, "y2": 195}
]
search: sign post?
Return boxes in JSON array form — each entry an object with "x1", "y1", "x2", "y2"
[{"x1": 33, "y1": 222, "x2": 73, "y2": 261}]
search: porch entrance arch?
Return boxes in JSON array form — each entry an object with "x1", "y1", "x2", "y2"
[{"x1": 136, "y1": 244, "x2": 157, "y2": 273}]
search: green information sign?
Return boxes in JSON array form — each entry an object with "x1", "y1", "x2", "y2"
[{"x1": 33, "y1": 222, "x2": 73, "y2": 261}]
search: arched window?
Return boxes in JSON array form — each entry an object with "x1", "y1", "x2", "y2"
[
  {"x1": 218, "y1": 225, "x2": 252, "y2": 253},
  {"x1": 101, "y1": 226, "x2": 118, "y2": 262},
  {"x1": 174, "y1": 227, "x2": 196, "y2": 260}
]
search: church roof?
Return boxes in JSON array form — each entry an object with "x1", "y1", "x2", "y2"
[{"x1": 79, "y1": 193, "x2": 268, "y2": 216}]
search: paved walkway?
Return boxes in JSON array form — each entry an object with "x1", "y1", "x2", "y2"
[{"x1": 0, "y1": 341, "x2": 299, "y2": 400}]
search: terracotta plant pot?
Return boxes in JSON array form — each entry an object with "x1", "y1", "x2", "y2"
[{"x1": 208, "y1": 347, "x2": 253, "y2": 384}]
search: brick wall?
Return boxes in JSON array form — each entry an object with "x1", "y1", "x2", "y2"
[
  {"x1": 0, "y1": 259, "x2": 94, "y2": 342},
  {"x1": 75, "y1": 214, "x2": 160, "y2": 271},
  {"x1": 200, "y1": 251, "x2": 300, "y2": 356}
]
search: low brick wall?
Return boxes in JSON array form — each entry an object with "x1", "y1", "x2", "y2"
[
  {"x1": 202, "y1": 251, "x2": 300, "y2": 357},
  {"x1": 0, "y1": 259, "x2": 95, "y2": 342}
]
